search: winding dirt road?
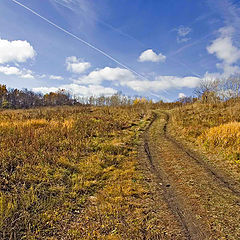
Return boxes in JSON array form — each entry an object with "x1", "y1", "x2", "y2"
[{"x1": 140, "y1": 111, "x2": 240, "y2": 240}]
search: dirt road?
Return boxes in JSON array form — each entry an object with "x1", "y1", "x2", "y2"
[{"x1": 140, "y1": 111, "x2": 240, "y2": 239}]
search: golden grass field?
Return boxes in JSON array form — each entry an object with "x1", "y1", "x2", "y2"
[
  {"x1": 1, "y1": 100, "x2": 240, "y2": 239},
  {"x1": 170, "y1": 101, "x2": 240, "y2": 182},
  {"x1": 0, "y1": 105, "x2": 164, "y2": 239}
]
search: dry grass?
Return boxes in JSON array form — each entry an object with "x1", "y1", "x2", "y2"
[
  {"x1": 198, "y1": 122, "x2": 240, "y2": 165},
  {"x1": 0, "y1": 105, "x2": 159, "y2": 239},
  {"x1": 170, "y1": 101, "x2": 240, "y2": 181}
]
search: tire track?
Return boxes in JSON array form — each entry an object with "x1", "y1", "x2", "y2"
[
  {"x1": 143, "y1": 113, "x2": 206, "y2": 240},
  {"x1": 163, "y1": 112, "x2": 240, "y2": 197},
  {"x1": 142, "y1": 111, "x2": 240, "y2": 239}
]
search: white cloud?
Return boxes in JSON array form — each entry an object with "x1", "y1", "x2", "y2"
[
  {"x1": 0, "y1": 38, "x2": 36, "y2": 79},
  {"x1": 21, "y1": 73, "x2": 35, "y2": 79},
  {"x1": 121, "y1": 75, "x2": 200, "y2": 92},
  {"x1": 66, "y1": 56, "x2": 91, "y2": 74},
  {"x1": 33, "y1": 64, "x2": 201, "y2": 99},
  {"x1": 0, "y1": 65, "x2": 36, "y2": 79},
  {"x1": 33, "y1": 84, "x2": 117, "y2": 97},
  {"x1": 0, "y1": 39, "x2": 36, "y2": 64},
  {"x1": 74, "y1": 67, "x2": 136, "y2": 85},
  {"x1": 72, "y1": 66, "x2": 200, "y2": 93},
  {"x1": 33, "y1": 87, "x2": 59, "y2": 94},
  {"x1": 62, "y1": 84, "x2": 117, "y2": 96},
  {"x1": 210, "y1": 0, "x2": 240, "y2": 33},
  {"x1": 207, "y1": 26, "x2": 240, "y2": 76},
  {"x1": 178, "y1": 93, "x2": 186, "y2": 99},
  {"x1": 207, "y1": 33, "x2": 240, "y2": 65},
  {"x1": 50, "y1": 75, "x2": 64, "y2": 80},
  {"x1": 21, "y1": 69, "x2": 35, "y2": 79},
  {"x1": 0, "y1": 66, "x2": 21, "y2": 75},
  {"x1": 138, "y1": 49, "x2": 166, "y2": 63},
  {"x1": 216, "y1": 62, "x2": 240, "y2": 76}
]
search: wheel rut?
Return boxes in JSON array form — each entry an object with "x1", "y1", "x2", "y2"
[
  {"x1": 163, "y1": 112, "x2": 240, "y2": 197},
  {"x1": 144, "y1": 138, "x2": 193, "y2": 240},
  {"x1": 141, "y1": 111, "x2": 240, "y2": 240},
  {"x1": 143, "y1": 114, "x2": 207, "y2": 240}
]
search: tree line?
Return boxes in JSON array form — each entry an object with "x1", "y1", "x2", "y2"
[
  {"x1": 0, "y1": 84, "x2": 152, "y2": 109},
  {"x1": 177, "y1": 74, "x2": 240, "y2": 105},
  {"x1": 1, "y1": 74, "x2": 239, "y2": 109},
  {"x1": 0, "y1": 85, "x2": 76, "y2": 109}
]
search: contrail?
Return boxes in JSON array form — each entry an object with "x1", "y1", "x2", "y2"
[
  {"x1": 53, "y1": 0, "x2": 201, "y2": 78},
  {"x1": 168, "y1": 56, "x2": 202, "y2": 78},
  {"x1": 53, "y1": 0, "x2": 145, "y2": 46},
  {"x1": 169, "y1": 32, "x2": 215, "y2": 57},
  {"x1": 11, "y1": 0, "x2": 148, "y2": 81}
]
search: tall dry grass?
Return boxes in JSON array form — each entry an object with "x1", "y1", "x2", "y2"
[
  {"x1": 170, "y1": 101, "x2": 240, "y2": 179},
  {"x1": 198, "y1": 122, "x2": 240, "y2": 164},
  {"x1": 0, "y1": 105, "x2": 159, "y2": 239}
]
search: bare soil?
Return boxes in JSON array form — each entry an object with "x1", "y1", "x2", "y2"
[{"x1": 140, "y1": 111, "x2": 240, "y2": 240}]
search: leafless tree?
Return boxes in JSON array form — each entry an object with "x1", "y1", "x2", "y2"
[{"x1": 194, "y1": 77, "x2": 221, "y2": 103}]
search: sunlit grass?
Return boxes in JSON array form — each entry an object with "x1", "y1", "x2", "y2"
[
  {"x1": 170, "y1": 101, "x2": 240, "y2": 167},
  {"x1": 0, "y1": 105, "x2": 155, "y2": 239},
  {"x1": 198, "y1": 122, "x2": 240, "y2": 165}
]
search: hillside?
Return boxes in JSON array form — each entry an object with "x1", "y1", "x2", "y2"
[
  {"x1": 0, "y1": 101, "x2": 240, "y2": 239},
  {"x1": 0, "y1": 105, "x2": 161, "y2": 239}
]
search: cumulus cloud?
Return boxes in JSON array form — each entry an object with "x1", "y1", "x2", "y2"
[
  {"x1": 216, "y1": 62, "x2": 240, "y2": 76},
  {"x1": 50, "y1": 75, "x2": 64, "y2": 80},
  {"x1": 207, "y1": 26, "x2": 240, "y2": 76},
  {"x1": 34, "y1": 65, "x2": 201, "y2": 98},
  {"x1": 20, "y1": 69, "x2": 35, "y2": 79},
  {"x1": 74, "y1": 67, "x2": 136, "y2": 85},
  {"x1": 73, "y1": 66, "x2": 200, "y2": 93},
  {"x1": 121, "y1": 75, "x2": 200, "y2": 92},
  {"x1": 66, "y1": 56, "x2": 91, "y2": 74},
  {"x1": 0, "y1": 65, "x2": 35, "y2": 79},
  {"x1": 138, "y1": 49, "x2": 166, "y2": 63},
  {"x1": 61, "y1": 84, "x2": 117, "y2": 96},
  {"x1": 0, "y1": 66, "x2": 21, "y2": 75},
  {"x1": 0, "y1": 39, "x2": 36, "y2": 64},
  {"x1": 33, "y1": 87, "x2": 59, "y2": 94},
  {"x1": 207, "y1": 29, "x2": 240, "y2": 64},
  {"x1": 21, "y1": 73, "x2": 35, "y2": 79},
  {"x1": 33, "y1": 84, "x2": 117, "y2": 97}
]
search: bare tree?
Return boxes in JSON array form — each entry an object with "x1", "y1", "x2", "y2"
[
  {"x1": 224, "y1": 74, "x2": 240, "y2": 99},
  {"x1": 194, "y1": 77, "x2": 221, "y2": 103}
]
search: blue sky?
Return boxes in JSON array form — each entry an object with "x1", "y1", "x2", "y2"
[{"x1": 0, "y1": 0, "x2": 240, "y2": 101}]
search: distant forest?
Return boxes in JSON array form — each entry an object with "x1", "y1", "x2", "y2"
[
  {"x1": 1, "y1": 75, "x2": 240, "y2": 109},
  {"x1": 0, "y1": 84, "x2": 142, "y2": 109}
]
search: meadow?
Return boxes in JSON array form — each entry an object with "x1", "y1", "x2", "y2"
[
  {"x1": 0, "y1": 104, "x2": 164, "y2": 239},
  {"x1": 170, "y1": 100, "x2": 240, "y2": 183},
  {"x1": 1, "y1": 94, "x2": 240, "y2": 239}
]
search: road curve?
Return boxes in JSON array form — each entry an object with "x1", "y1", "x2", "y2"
[{"x1": 141, "y1": 111, "x2": 240, "y2": 240}]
